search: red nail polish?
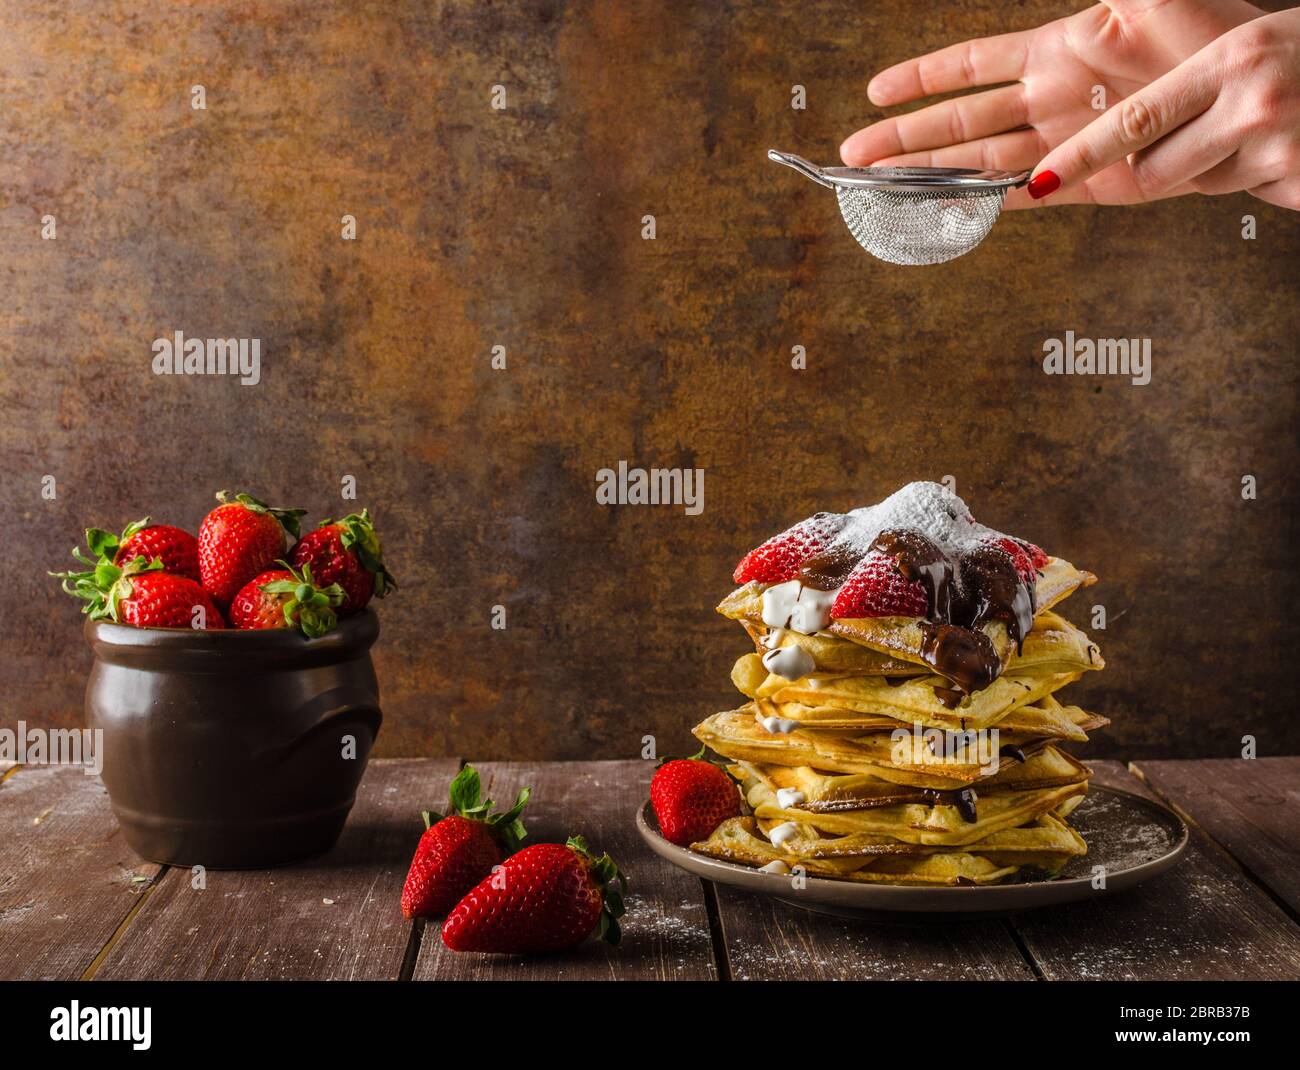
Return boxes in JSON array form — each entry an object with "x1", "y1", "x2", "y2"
[{"x1": 1027, "y1": 170, "x2": 1061, "y2": 199}]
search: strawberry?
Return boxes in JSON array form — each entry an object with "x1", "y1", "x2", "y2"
[
  {"x1": 95, "y1": 518, "x2": 201, "y2": 581},
  {"x1": 198, "y1": 491, "x2": 306, "y2": 607},
  {"x1": 830, "y1": 549, "x2": 929, "y2": 619},
  {"x1": 228, "y1": 562, "x2": 345, "y2": 637},
  {"x1": 288, "y1": 509, "x2": 395, "y2": 615},
  {"x1": 986, "y1": 536, "x2": 1045, "y2": 584},
  {"x1": 56, "y1": 518, "x2": 200, "y2": 584},
  {"x1": 51, "y1": 554, "x2": 225, "y2": 629},
  {"x1": 441, "y1": 837, "x2": 626, "y2": 954},
  {"x1": 650, "y1": 747, "x2": 741, "y2": 846},
  {"x1": 733, "y1": 511, "x2": 847, "y2": 585},
  {"x1": 401, "y1": 765, "x2": 530, "y2": 919}
]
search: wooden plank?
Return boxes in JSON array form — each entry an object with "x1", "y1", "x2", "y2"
[
  {"x1": 705, "y1": 765, "x2": 1034, "y2": 979},
  {"x1": 0, "y1": 764, "x2": 162, "y2": 980},
  {"x1": 94, "y1": 759, "x2": 459, "y2": 980},
  {"x1": 1010, "y1": 761, "x2": 1300, "y2": 980},
  {"x1": 1133, "y1": 757, "x2": 1300, "y2": 916},
  {"x1": 712, "y1": 882, "x2": 1036, "y2": 980},
  {"x1": 413, "y1": 760, "x2": 718, "y2": 980}
]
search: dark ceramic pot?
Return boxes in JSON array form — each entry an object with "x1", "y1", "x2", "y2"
[{"x1": 85, "y1": 609, "x2": 382, "y2": 868}]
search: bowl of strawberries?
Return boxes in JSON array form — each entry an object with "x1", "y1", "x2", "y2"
[{"x1": 52, "y1": 490, "x2": 397, "y2": 869}]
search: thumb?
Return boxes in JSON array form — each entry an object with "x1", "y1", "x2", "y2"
[{"x1": 1027, "y1": 59, "x2": 1217, "y2": 199}]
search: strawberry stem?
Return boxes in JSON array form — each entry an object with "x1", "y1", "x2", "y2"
[
  {"x1": 259, "y1": 561, "x2": 345, "y2": 638},
  {"x1": 656, "y1": 743, "x2": 729, "y2": 772},
  {"x1": 215, "y1": 490, "x2": 307, "y2": 540},
  {"x1": 50, "y1": 552, "x2": 163, "y2": 622},
  {"x1": 566, "y1": 835, "x2": 627, "y2": 946},
  {"x1": 422, "y1": 765, "x2": 531, "y2": 854},
  {"x1": 319, "y1": 508, "x2": 397, "y2": 597}
]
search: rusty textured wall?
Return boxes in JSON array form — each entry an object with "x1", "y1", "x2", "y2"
[{"x1": 1, "y1": 1, "x2": 1297, "y2": 762}]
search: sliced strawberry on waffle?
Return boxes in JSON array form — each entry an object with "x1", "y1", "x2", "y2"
[
  {"x1": 733, "y1": 512, "x2": 846, "y2": 585},
  {"x1": 830, "y1": 550, "x2": 928, "y2": 619},
  {"x1": 985, "y1": 536, "x2": 1047, "y2": 584}
]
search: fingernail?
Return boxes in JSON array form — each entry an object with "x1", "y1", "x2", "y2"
[{"x1": 1027, "y1": 170, "x2": 1060, "y2": 199}]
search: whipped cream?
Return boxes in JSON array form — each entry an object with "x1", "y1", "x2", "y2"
[
  {"x1": 759, "y1": 715, "x2": 800, "y2": 734},
  {"x1": 761, "y1": 644, "x2": 815, "y2": 681},
  {"x1": 759, "y1": 860, "x2": 791, "y2": 875},
  {"x1": 775, "y1": 788, "x2": 807, "y2": 809},
  {"x1": 768, "y1": 821, "x2": 799, "y2": 846},
  {"x1": 760, "y1": 580, "x2": 834, "y2": 635}
]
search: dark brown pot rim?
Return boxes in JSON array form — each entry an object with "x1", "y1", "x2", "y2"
[{"x1": 84, "y1": 607, "x2": 379, "y2": 668}]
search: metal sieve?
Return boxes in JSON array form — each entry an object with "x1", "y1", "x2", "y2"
[{"x1": 768, "y1": 150, "x2": 1030, "y2": 265}]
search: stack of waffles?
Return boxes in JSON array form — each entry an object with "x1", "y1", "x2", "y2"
[{"x1": 690, "y1": 482, "x2": 1106, "y2": 886}]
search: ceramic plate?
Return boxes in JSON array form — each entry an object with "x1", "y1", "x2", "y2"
[{"x1": 636, "y1": 785, "x2": 1188, "y2": 917}]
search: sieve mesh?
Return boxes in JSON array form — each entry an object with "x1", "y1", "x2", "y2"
[{"x1": 835, "y1": 185, "x2": 1007, "y2": 266}]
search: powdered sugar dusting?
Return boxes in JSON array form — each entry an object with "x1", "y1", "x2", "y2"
[{"x1": 831, "y1": 481, "x2": 1008, "y2": 557}]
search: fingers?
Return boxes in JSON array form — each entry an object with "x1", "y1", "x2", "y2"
[
  {"x1": 1006, "y1": 174, "x2": 1201, "y2": 211},
  {"x1": 869, "y1": 128, "x2": 1045, "y2": 172},
  {"x1": 840, "y1": 84, "x2": 1030, "y2": 166},
  {"x1": 1248, "y1": 175, "x2": 1300, "y2": 211},
  {"x1": 1189, "y1": 151, "x2": 1248, "y2": 195},
  {"x1": 1128, "y1": 109, "x2": 1236, "y2": 197},
  {"x1": 868, "y1": 27, "x2": 1035, "y2": 106},
  {"x1": 1027, "y1": 58, "x2": 1218, "y2": 199},
  {"x1": 1193, "y1": 150, "x2": 1295, "y2": 199}
]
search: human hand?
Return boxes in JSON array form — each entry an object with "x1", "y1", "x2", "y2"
[
  {"x1": 840, "y1": 0, "x2": 1265, "y2": 208},
  {"x1": 1029, "y1": 7, "x2": 1300, "y2": 209}
]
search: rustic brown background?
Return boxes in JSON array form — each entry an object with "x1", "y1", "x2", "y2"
[{"x1": 1, "y1": 1, "x2": 1297, "y2": 762}]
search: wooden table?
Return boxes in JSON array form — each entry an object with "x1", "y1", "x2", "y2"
[{"x1": 2, "y1": 757, "x2": 1298, "y2": 981}]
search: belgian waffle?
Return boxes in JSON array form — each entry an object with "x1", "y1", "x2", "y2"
[{"x1": 687, "y1": 481, "x2": 1107, "y2": 886}]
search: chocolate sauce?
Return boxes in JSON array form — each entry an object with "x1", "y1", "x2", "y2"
[
  {"x1": 955, "y1": 788, "x2": 978, "y2": 823},
  {"x1": 871, "y1": 529, "x2": 954, "y2": 620},
  {"x1": 920, "y1": 786, "x2": 979, "y2": 823},
  {"x1": 999, "y1": 744, "x2": 1027, "y2": 764},
  {"x1": 958, "y1": 543, "x2": 1036, "y2": 651},
  {"x1": 798, "y1": 545, "x2": 863, "y2": 591},
  {"x1": 919, "y1": 622, "x2": 999, "y2": 696},
  {"x1": 932, "y1": 685, "x2": 964, "y2": 709},
  {"x1": 855, "y1": 529, "x2": 1039, "y2": 695},
  {"x1": 806, "y1": 784, "x2": 981, "y2": 817}
]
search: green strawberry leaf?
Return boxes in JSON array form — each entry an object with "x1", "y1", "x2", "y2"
[
  {"x1": 85, "y1": 527, "x2": 119, "y2": 558},
  {"x1": 597, "y1": 910, "x2": 622, "y2": 947},
  {"x1": 50, "y1": 552, "x2": 161, "y2": 622},
  {"x1": 447, "y1": 765, "x2": 482, "y2": 815},
  {"x1": 321, "y1": 508, "x2": 398, "y2": 597},
  {"x1": 566, "y1": 835, "x2": 627, "y2": 946},
  {"x1": 486, "y1": 787, "x2": 531, "y2": 854},
  {"x1": 419, "y1": 769, "x2": 530, "y2": 851},
  {"x1": 52, "y1": 518, "x2": 166, "y2": 617},
  {"x1": 259, "y1": 561, "x2": 343, "y2": 638}
]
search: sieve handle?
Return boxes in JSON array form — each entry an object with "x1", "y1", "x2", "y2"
[{"x1": 767, "y1": 150, "x2": 835, "y2": 189}]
